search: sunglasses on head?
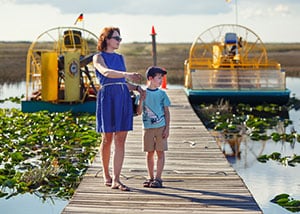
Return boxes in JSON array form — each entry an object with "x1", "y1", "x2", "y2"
[{"x1": 110, "y1": 36, "x2": 122, "y2": 42}]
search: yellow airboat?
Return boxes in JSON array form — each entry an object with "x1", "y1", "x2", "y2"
[
  {"x1": 21, "y1": 24, "x2": 291, "y2": 114},
  {"x1": 21, "y1": 27, "x2": 100, "y2": 113},
  {"x1": 184, "y1": 24, "x2": 290, "y2": 104}
]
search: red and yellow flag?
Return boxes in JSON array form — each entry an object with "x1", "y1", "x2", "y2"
[{"x1": 74, "y1": 13, "x2": 83, "y2": 25}]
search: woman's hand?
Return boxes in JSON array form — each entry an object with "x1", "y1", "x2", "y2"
[{"x1": 125, "y1": 72, "x2": 142, "y2": 82}]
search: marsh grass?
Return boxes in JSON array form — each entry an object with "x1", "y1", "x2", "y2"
[
  {"x1": 120, "y1": 43, "x2": 190, "y2": 84},
  {"x1": 0, "y1": 42, "x2": 30, "y2": 83},
  {"x1": 0, "y1": 42, "x2": 299, "y2": 85}
]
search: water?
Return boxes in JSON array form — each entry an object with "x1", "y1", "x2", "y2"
[
  {"x1": 210, "y1": 77, "x2": 300, "y2": 214},
  {"x1": 228, "y1": 137, "x2": 300, "y2": 214},
  {"x1": 0, "y1": 82, "x2": 68, "y2": 213},
  {"x1": 0, "y1": 194, "x2": 68, "y2": 214},
  {"x1": 1, "y1": 79, "x2": 300, "y2": 213}
]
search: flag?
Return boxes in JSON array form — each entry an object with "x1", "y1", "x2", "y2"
[
  {"x1": 74, "y1": 13, "x2": 83, "y2": 25},
  {"x1": 226, "y1": 0, "x2": 232, "y2": 2}
]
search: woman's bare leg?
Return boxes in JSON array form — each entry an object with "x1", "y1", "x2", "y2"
[
  {"x1": 112, "y1": 131, "x2": 128, "y2": 187},
  {"x1": 100, "y1": 132, "x2": 113, "y2": 184}
]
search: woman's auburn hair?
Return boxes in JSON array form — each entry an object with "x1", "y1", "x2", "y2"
[{"x1": 97, "y1": 27, "x2": 120, "y2": 51}]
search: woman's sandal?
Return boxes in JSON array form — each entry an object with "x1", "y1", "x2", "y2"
[
  {"x1": 104, "y1": 178, "x2": 112, "y2": 187},
  {"x1": 111, "y1": 183, "x2": 130, "y2": 191},
  {"x1": 143, "y1": 178, "x2": 154, "y2": 188},
  {"x1": 150, "y1": 178, "x2": 163, "y2": 188}
]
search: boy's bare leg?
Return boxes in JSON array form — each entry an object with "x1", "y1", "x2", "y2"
[
  {"x1": 155, "y1": 151, "x2": 165, "y2": 180},
  {"x1": 147, "y1": 151, "x2": 155, "y2": 179}
]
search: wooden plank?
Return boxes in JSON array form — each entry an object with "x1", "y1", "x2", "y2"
[{"x1": 61, "y1": 89, "x2": 262, "y2": 214}]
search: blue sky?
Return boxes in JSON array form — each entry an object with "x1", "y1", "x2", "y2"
[{"x1": 0, "y1": 0, "x2": 299, "y2": 43}]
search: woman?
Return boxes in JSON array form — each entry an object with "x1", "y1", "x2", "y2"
[{"x1": 93, "y1": 27, "x2": 144, "y2": 191}]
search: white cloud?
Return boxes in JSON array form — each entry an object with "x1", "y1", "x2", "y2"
[
  {"x1": 274, "y1": 4, "x2": 290, "y2": 15},
  {"x1": 13, "y1": 0, "x2": 231, "y2": 15},
  {"x1": 0, "y1": 0, "x2": 299, "y2": 43}
]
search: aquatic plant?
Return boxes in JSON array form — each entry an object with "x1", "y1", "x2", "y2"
[
  {"x1": 196, "y1": 102, "x2": 299, "y2": 144},
  {"x1": 271, "y1": 194, "x2": 300, "y2": 212},
  {"x1": 257, "y1": 152, "x2": 300, "y2": 167},
  {"x1": 0, "y1": 108, "x2": 100, "y2": 200},
  {"x1": 196, "y1": 101, "x2": 300, "y2": 212},
  {"x1": 0, "y1": 95, "x2": 24, "y2": 104}
]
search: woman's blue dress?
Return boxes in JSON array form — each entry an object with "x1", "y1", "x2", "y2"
[{"x1": 95, "y1": 52, "x2": 133, "y2": 133}]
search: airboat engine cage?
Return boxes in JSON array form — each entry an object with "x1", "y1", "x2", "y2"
[
  {"x1": 184, "y1": 24, "x2": 290, "y2": 104},
  {"x1": 25, "y1": 26, "x2": 99, "y2": 103},
  {"x1": 22, "y1": 26, "x2": 100, "y2": 113}
]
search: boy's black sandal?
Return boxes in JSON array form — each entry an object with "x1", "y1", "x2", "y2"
[
  {"x1": 150, "y1": 178, "x2": 163, "y2": 188},
  {"x1": 143, "y1": 178, "x2": 154, "y2": 187}
]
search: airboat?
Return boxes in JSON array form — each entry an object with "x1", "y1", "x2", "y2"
[
  {"x1": 21, "y1": 27, "x2": 100, "y2": 113},
  {"x1": 184, "y1": 24, "x2": 290, "y2": 104}
]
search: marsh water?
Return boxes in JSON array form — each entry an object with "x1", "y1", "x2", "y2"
[{"x1": 0, "y1": 78, "x2": 300, "y2": 214}]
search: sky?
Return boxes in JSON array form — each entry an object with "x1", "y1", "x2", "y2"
[{"x1": 0, "y1": 0, "x2": 299, "y2": 43}]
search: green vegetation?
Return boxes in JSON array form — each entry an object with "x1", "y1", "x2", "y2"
[
  {"x1": 271, "y1": 194, "x2": 300, "y2": 212},
  {"x1": 0, "y1": 95, "x2": 24, "y2": 104},
  {"x1": 195, "y1": 100, "x2": 300, "y2": 212},
  {"x1": 196, "y1": 102, "x2": 300, "y2": 159},
  {"x1": 264, "y1": 43, "x2": 300, "y2": 52},
  {"x1": 0, "y1": 104, "x2": 100, "y2": 201},
  {"x1": 257, "y1": 152, "x2": 300, "y2": 167}
]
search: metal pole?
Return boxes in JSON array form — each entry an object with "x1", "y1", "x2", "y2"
[{"x1": 151, "y1": 26, "x2": 157, "y2": 66}]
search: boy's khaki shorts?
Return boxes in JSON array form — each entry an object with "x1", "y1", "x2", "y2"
[{"x1": 143, "y1": 126, "x2": 168, "y2": 152}]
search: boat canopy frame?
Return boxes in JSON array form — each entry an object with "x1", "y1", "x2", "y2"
[
  {"x1": 25, "y1": 26, "x2": 99, "y2": 102},
  {"x1": 184, "y1": 24, "x2": 284, "y2": 90}
]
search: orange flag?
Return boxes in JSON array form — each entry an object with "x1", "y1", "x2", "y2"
[{"x1": 74, "y1": 13, "x2": 83, "y2": 25}]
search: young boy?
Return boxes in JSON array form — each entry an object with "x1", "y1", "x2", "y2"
[{"x1": 137, "y1": 66, "x2": 171, "y2": 188}]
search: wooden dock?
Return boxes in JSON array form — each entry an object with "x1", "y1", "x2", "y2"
[{"x1": 62, "y1": 89, "x2": 262, "y2": 214}]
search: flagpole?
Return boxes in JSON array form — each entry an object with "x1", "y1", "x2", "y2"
[
  {"x1": 82, "y1": 20, "x2": 85, "y2": 38},
  {"x1": 235, "y1": 0, "x2": 239, "y2": 60},
  {"x1": 235, "y1": 0, "x2": 238, "y2": 25}
]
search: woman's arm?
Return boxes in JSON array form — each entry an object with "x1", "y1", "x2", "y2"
[{"x1": 93, "y1": 54, "x2": 141, "y2": 81}]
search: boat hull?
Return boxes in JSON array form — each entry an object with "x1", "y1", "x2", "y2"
[
  {"x1": 21, "y1": 100, "x2": 96, "y2": 114},
  {"x1": 184, "y1": 88, "x2": 291, "y2": 105}
]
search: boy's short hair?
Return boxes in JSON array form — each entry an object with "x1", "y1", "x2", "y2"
[{"x1": 146, "y1": 66, "x2": 167, "y2": 80}]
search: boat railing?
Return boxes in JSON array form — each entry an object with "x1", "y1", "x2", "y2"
[
  {"x1": 188, "y1": 69, "x2": 286, "y2": 90},
  {"x1": 188, "y1": 57, "x2": 280, "y2": 69}
]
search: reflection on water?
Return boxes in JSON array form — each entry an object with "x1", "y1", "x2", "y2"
[
  {"x1": 0, "y1": 81, "x2": 26, "y2": 109},
  {"x1": 0, "y1": 79, "x2": 300, "y2": 213},
  {"x1": 206, "y1": 77, "x2": 300, "y2": 214},
  {"x1": 0, "y1": 81, "x2": 69, "y2": 213},
  {"x1": 211, "y1": 118, "x2": 300, "y2": 213},
  {"x1": 231, "y1": 137, "x2": 300, "y2": 214},
  {"x1": 0, "y1": 193, "x2": 68, "y2": 214}
]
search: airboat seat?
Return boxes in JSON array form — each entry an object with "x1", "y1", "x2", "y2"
[
  {"x1": 64, "y1": 30, "x2": 82, "y2": 48},
  {"x1": 225, "y1": 32, "x2": 237, "y2": 44}
]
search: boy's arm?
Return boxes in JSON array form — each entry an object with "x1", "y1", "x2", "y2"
[
  {"x1": 136, "y1": 92, "x2": 145, "y2": 115},
  {"x1": 163, "y1": 106, "x2": 170, "y2": 139}
]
